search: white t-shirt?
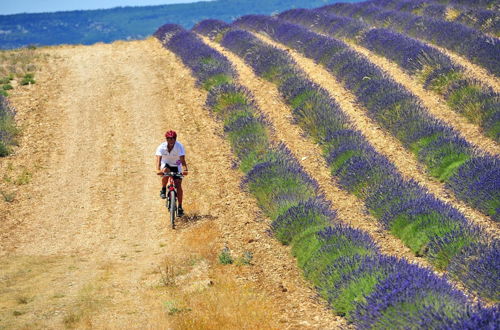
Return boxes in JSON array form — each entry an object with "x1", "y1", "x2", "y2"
[{"x1": 155, "y1": 141, "x2": 185, "y2": 169}]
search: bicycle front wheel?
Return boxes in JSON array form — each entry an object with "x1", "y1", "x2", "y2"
[{"x1": 169, "y1": 190, "x2": 176, "y2": 229}]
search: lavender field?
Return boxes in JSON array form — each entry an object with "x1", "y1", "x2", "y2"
[{"x1": 153, "y1": 0, "x2": 499, "y2": 327}]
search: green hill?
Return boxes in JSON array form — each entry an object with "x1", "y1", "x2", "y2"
[{"x1": 0, "y1": 0, "x2": 361, "y2": 49}]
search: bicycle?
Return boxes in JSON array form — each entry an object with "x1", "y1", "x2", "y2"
[{"x1": 163, "y1": 172, "x2": 184, "y2": 229}]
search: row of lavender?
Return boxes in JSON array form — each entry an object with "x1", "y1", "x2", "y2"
[
  {"x1": 0, "y1": 95, "x2": 17, "y2": 156},
  {"x1": 369, "y1": 0, "x2": 499, "y2": 36},
  {"x1": 320, "y1": 2, "x2": 500, "y2": 77},
  {"x1": 234, "y1": 13, "x2": 500, "y2": 225},
  {"x1": 154, "y1": 23, "x2": 498, "y2": 327},
  {"x1": 277, "y1": 8, "x2": 499, "y2": 142},
  {"x1": 192, "y1": 19, "x2": 499, "y2": 302},
  {"x1": 437, "y1": 0, "x2": 498, "y2": 10}
]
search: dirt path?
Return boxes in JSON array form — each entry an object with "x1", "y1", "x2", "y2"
[{"x1": 0, "y1": 39, "x2": 348, "y2": 328}]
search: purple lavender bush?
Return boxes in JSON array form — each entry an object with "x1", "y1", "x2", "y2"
[
  {"x1": 447, "y1": 156, "x2": 500, "y2": 221},
  {"x1": 319, "y1": 3, "x2": 500, "y2": 76},
  {"x1": 271, "y1": 197, "x2": 335, "y2": 245},
  {"x1": 393, "y1": 0, "x2": 498, "y2": 10},
  {"x1": 221, "y1": 29, "x2": 297, "y2": 85},
  {"x1": 447, "y1": 239, "x2": 500, "y2": 301},
  {"x1": 167, "y1": 30, "x2": 236, "y2": 90},
  {"x1": 206, "y1": 83, "x2": 272, "y2": 172},
  {"x1": 0, "y1": 95, "x2": 17, "y2": 156},
  {"x1": 278, "y1": 9, "x2": 500, "y2": 141},
  {"x1": 352, "y1": 260, "x2": 469, "y2": 328},
  {"x1": 192, "y1": 19, "x2": 231, "y2": 41},
  {"x1": 243, "y1": 143, "x2": 320, "y2": 219},
  {"x1": 432, "y1": 304, "x2": 500, "y2": 329},
  {"x1": 199, "y1": 22, "x2": 500, "y2": 300},
  {"x1": 237, "y1": 14, "x2": 500, "y2": 223},
  {"x1": 370, "y1": 0, "x2": 500, "y2": 36},
  {"x1": 153, "y1": 23, "x2": 185, "y2": 45},
  {"x1": 301, "y1": 225, "x2": 379, "y2": 284},
  {"x1": 156, "y1": 21, "x2": 498, "y2": 323},
  {"x1": 320, "y1": 254, "x2": 394, "y2": 317}
]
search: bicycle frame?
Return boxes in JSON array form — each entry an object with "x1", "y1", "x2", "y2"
[{"x1": 163, "y1": 172, "x2": 183, "y2": 229}]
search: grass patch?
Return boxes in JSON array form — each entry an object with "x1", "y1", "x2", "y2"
[
  {"x1": 165, "y1": 273, "x2": 280, "y2": 329},
  {"x1": 12, "y1": 310, "x2": 25, "y2": 316},
  {"x1": 163, "y1": 300, "x2": 191, "y2": 315},
  {"x1": 429, "y1": 236, "x2": 471, "y2": 270},
  {"x1": 391, "y1": 212, "x2": 458, "y2": 256},
  {"x1": 62, "y1": 270, "x2": 111, "y2": 328},
  {"x1": 485, "y1": 120, "x2": 500, "y2": 141},
  {"x1": 304, "y1": 243, "x2": 372, "y2": 286},
  {"x1": 181, "y1": 220, "x2": 219, "y2": 261},
  {"x1": 329, "y1": 149, "x2": 364, "y2": 173},
  {"x1": 218, "y1": 247, "x2": 233, "y2": 265},
  {"x1": 0, "y1": 47, "x2": 40, "y2": 79},
  {"x1": 0, "y1": 190, "x2": 15, "y2": 202},
  {"x1": 290, "y1": 225, "x2": 324, "y2": 268},
  {"x1": 202, "y1": 73, "x2": 232, "y2": 91},
  {"x1": 151, "y1": 217, "x2": 280, "y2": 329},
  {"x1": 416, "y1": 65, "x2": 436, "y2": 85},
  {"x1": 159, "y1": 260, "x2": 177, "y2": 287},
  {"x1": 273, "y1": 203, "x2": 330, "y2": 245},
  {"x1": 373, "y1": 292, "x2": 466, "y2": 329},
  {"x1": 447, "y1": 84, "x2": 485, "y2": 124},
  {"x1": 213, "y1": 91, "x2": 248, "y2": 113},
  {"x1": 331, "y1": 272, "x2": 382, "y2": 318},
  {"x1": 235, "y1": 251, "x2": 253, "y2": 266},
  {"x1": 15, "y1": 169, "x2": 32, "y2": 185},
  {"x1": 0, "y1": 256, "x2": 83, "y2": 328},
  {"x1": 427, "y1": 69, "x2": 462, "y2": 95},
  {"x1": 289, "y1": 89, "x2": 317, "y2": 109},
  {"x1": 20, "y1": 73, "x2": 35, "y2": 86},
  {"x1": 429, "y1": 152, "x2": 470, "y2": 182},
  {"x1": 0, "y1": 76, "x2": 13, "y2": 84},
  {"x1": 410, "y1": 133, "x2": 440, "y2": 154}
]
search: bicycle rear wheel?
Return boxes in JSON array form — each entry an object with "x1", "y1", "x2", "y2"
[{"x1": 169, "y1": 190, "x2": 176, "y2": 229}]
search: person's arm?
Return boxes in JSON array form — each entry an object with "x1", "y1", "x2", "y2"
[
  {"x1": 180, "y1": 155, "x2": 188, "y2": 175},
  {"x1": 156, "y1": 155, "x2": 163, "y2": 175}
]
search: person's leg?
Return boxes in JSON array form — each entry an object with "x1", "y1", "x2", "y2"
[
  {"x1": 176, "y1": 179, "x2": 183, "y2": 206},
  {"x1": 160, "y1": 168, "x2": 168, "y2": 198},
  {"x1": 175, "y1": 178, "x2": 184, "y2": 215}
]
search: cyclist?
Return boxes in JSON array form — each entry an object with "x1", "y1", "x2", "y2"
[{"x1": 155, "y1": 130, "x2": 188, "y2": 216}]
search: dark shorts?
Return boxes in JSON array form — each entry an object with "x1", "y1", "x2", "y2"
[
  {"x1": 164, "y1": 165, "x2": 182, "y2": 180},
  {"x1": 164, "y1": 164, "x2": 179, "y2": 173}
]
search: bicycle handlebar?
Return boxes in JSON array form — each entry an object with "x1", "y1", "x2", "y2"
[{"x1": 162, "y1": 172, "x2": 184, "y2": 178}]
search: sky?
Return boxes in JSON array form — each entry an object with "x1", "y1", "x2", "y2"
[{"x1": 0, "y1": 0, "x2": 213, "y2": 15}]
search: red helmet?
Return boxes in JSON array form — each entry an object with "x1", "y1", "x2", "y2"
[{"x1": 165, "y1": 130, "x2": 177, "y2": 139}]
